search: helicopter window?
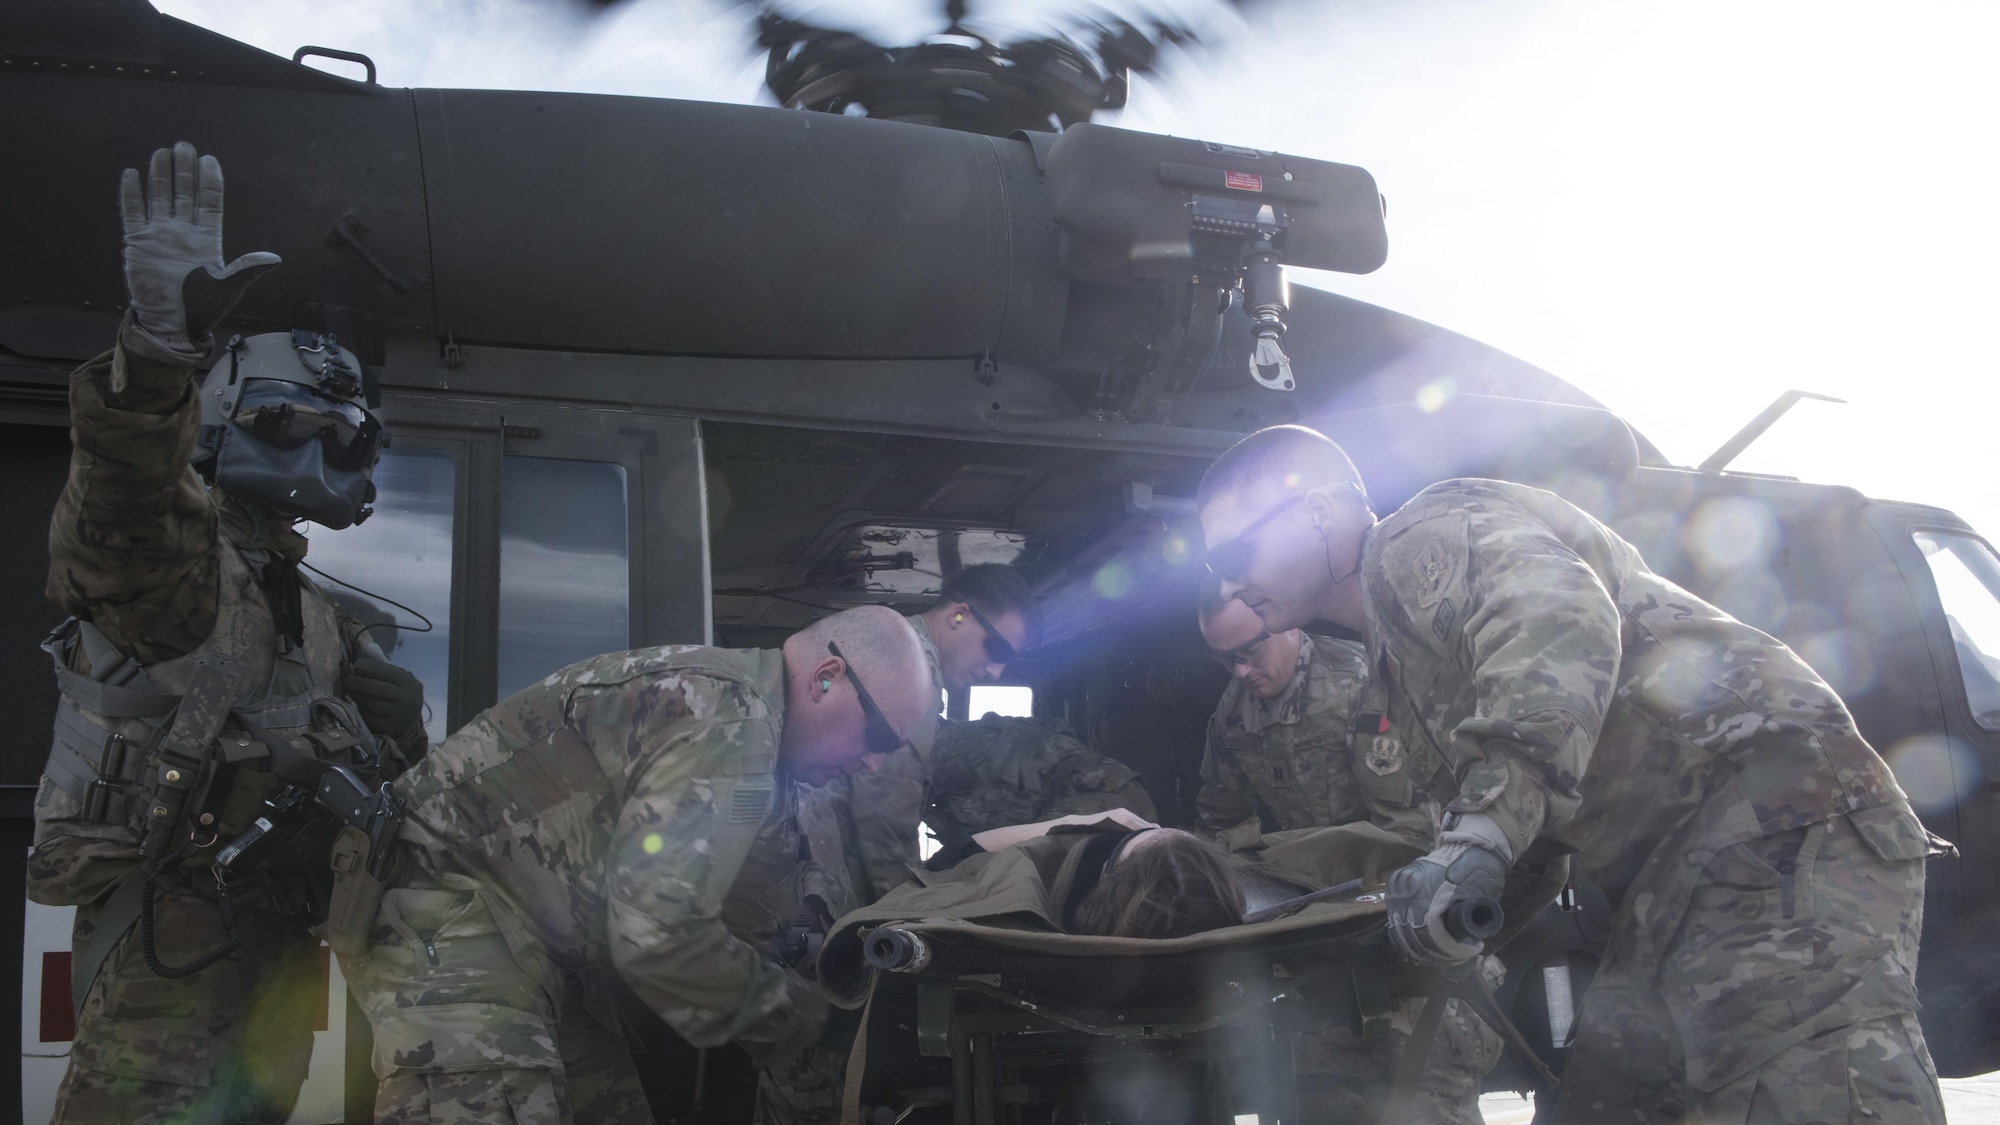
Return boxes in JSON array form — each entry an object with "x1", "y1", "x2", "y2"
[
  {"x1": 968, "y1": 684, "x2": 1034, "y2": 719},
  {"x1": 1913, "y1": 530, "x2": 2000, "y2": 732},
  {"x1": 497, "y1": 456, "x2": 631, "y2": 700},
  {"x1": 299, "y1": 446, "x2": 456, "y2": 743}
]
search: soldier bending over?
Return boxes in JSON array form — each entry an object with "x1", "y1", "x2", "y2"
[
  {"x1": 339, "y1": 606, "x2": 934, "y2": 1125},
  {"x1": 1199, "y1": 424, "x2": 1946, "y2": 1123}
]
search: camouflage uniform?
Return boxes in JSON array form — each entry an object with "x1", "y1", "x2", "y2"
[
  {"x1": 924, "y1": 715, "x2": 1157, "y2": 859},
  {"x1": 343, "y1": 644, "x2": 830, "y2": 1125},
  {"x1": 759, "y1": 616, "x2": 943, "y2": 1124},
  {"x1": 1198, "y1": 634, "x2": 1491, "y2": 1124},
  {"x1": 30, "y1": 342, "x2": 419, "y2": 1124},
  {"x1": 1199, "y1": 633, "x2": 1434, "y2": 849},
  {"x1": 1363, "y1": 479, "x2": 1943, "y2": 1123}
]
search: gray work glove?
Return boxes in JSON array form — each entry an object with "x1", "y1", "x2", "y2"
[
  {"x1": 119, "y1": 141, "x2": 282, "y2": 364},
  {"x1": 1386, "y1": 813, "x2": 1511, "y2": 967},
  {"x1": 344, "y1": 657, "x2": 425, "y2": 744}
]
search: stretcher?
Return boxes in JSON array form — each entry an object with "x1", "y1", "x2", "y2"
[{"x1": 819, "y1": 897, "x2": 1441, "y2": 1125}]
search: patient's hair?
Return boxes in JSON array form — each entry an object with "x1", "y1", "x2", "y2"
[{"x1": 1071, "y1": 831, "x2": 1247, "y2": 939}]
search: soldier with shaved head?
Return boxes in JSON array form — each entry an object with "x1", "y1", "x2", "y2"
[
  {"x1": 339, "y1": 606, "x2": 934, "y2": 1125},
  {"x1": 1198, "y1": 425, "x2": 1945, "y2": 1123}
]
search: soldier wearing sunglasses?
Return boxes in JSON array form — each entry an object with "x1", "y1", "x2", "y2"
[
  {"x1": 1198, "y1": 424, "x2": 1944, "y2": 1124},
  {"x1": 771, "y1": 565, "x2": 1042, "y2": 1122},
  {"x1": 825, "y1": 565, "x2": 1044, "y2": 894},
  {"x1": 1197, "y1": 591, "x2": 1494, "y2": 1124},
  {"x1": 1196, "y1": 592, "x2": 1431, "y2": 852},
  {"x1": 337, "y1": 606, "x2": 936, "y2": 1125}
]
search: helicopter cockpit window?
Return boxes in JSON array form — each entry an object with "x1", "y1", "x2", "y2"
[
  {"x1": 497, "y1": 456, "x2": 631, "y2": 700},
  {"x1": 1914, "y1": 530, "x2": 2000, "y2": 731},
  {"x1": 299, "y1": 446, "x2": 455, "y2": 743}
]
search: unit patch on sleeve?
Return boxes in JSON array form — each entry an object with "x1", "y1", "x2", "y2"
[
  {"x1": 1414, "y1": 534, "x2": 1458, "y2": 608},
  {"x1": 1365, "y1": 735, "x2": 1405, "y2": 776}
]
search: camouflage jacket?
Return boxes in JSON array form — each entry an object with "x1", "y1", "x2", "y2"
[
  {"x1": 1361, "y1": 479, "x2": 1911, "y2": 899},
  {"x1": 31, "y1": 341, "x2": 416, "y2": 905},
  {"x1": 925, "y1": 715, "x2": 1157, "y2": 856},
  {"x1": 47, "y1": 341, "x2": 313, "y2": 664},
  {"x1": 1199, "y1": 634, "x2": 1435, "y2": 849},
  {"x1": 393, "y1": 644, "x2": 823, "y2": 1064}
]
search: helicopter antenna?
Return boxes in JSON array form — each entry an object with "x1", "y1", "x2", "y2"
[{"x1": 1697, "y1": 389, "x2": 1846, "y2": 473}]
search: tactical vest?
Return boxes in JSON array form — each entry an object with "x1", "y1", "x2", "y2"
[{"x1": 40, "y1": 535, "x2": 375, "y2": 885}]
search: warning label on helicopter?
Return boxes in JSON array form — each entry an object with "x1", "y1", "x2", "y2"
[{"x1": 1224, "y1": 170, "x2": 1264, "y2": 192}]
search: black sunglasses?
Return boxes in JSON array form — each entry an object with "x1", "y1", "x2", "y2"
[
  {"x1": 1204, "y1": 495, "x2": 1306, "y2": 581},
  {"x1": 1204, "y1": 483, "x2": 1368, "y2": 582},
  {"x1": 827, "y1": 641, "x2": 903, "y2": 755},
  {"x1": 1210, "y1": 630, "x2": 1274, "y2": 668},
  {"x1": 960, "y1": 602, "x2": 1019, "y2": 665}
]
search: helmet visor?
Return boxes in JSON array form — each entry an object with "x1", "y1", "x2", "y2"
[{"x1": 233, "y1": 380, "x2": 384, "y2": 472}]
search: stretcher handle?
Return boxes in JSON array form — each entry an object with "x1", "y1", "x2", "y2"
[
  {"x1": 864, "y1": 928, "x2": 933, "y2": 973},
  {"x1": 1444, "y1": 894, "x2": 1504, "y2": 944}
]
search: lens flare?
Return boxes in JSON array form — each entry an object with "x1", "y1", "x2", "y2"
[
  {"x1": 1798, "y1": 629, "x2": 1880, "y2": 698},
  {"x1": 1681, "y1": 497, "x2": 1777, "y2": 575},
  {"x1": 643, "y1": 833, "x2": 664, "y2": 855},
  {"x1": 1092, "y1": 563, "x2": 1134, "y2": 599},
  {"x1": 1161, "y1": 534, "x2": 1191, "y2": 565},
  {"x1": 1885, "y1": 734, "x2": 1980, "y2": 811},
  {"x1": 1415, "y1": 378, "x2": 1456, "y2": 413}
]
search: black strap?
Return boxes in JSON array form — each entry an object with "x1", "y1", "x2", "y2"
[
  {"x1": 1381, "y1": 973, "x2": 1451, "y2": 1122},
  {"x1": 233, "y1": 710, "x2": 332, "y2": 786},
  {"x1": 257, "y1": 558, "x2": 306, "y2": 649},
  {"x1": 72, "y1": 870, "x2": 151, "y2": 1024},
  {"x1": 141, "y1": 652, "x2": 246, "y2": 862}
]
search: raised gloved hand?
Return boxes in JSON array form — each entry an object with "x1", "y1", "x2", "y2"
[
  {"x1": 344, "y1": 657, "x2": 425, "y2": 743},
  {"x1": 1386, "y1": 813, "x2": 1511, "y2": 967},
  {"x1": 119, "y1": 142, "x2": 282, "y2": 364}
]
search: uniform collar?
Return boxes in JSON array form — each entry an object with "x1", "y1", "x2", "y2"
[{"x1": 218, "y1": 494, "x2": 308, "y2": 564}]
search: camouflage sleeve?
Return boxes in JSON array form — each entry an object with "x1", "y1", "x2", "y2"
[
  {"x1": 605, "y1": 715, "x2": 826, "y2": 1068},
  {"x1": 842, "y1": 744, "x2": 929, "y2": 900},
  {"x1": 1363, "y1": 790, "x2": 1440, "y2": 850},
  {"x1": 1044, "y1": 752, "x2": 1159, "y2": 822},
  {"x1": 46, "y1": 340, "x2": 219, "y2": 664},
  {"x1": 1373, "y1": 506, "x2": 1614, "y2": 858},
  {"x1": 1195, "y1": 709, "x2": 1257, "y2": 834}
]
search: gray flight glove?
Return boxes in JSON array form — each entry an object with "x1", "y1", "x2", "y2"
[
  {"x1": 119, "y1": 141, "x2": 282, "y2": 365},
  {"x1": 343, "y1": 657, "x2": 426, "y2": 744},
  {"x1": 1386, "y1": 812, "x2": 1511, "y2": 967}
]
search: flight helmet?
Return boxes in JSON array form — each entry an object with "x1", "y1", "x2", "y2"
[{"x1": 194, "y1": 330, "x2": 387, "y2": 529}]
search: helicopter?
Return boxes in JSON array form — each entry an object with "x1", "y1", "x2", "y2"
[{"x1": 1, "y1": 0, "x2": 1995, "y2": 1121}]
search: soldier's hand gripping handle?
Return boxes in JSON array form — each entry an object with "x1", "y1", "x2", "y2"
[
  {"x1": 118, "y1": 142, "x2": 281, "y2": 365},
  {"x1": 1386, "y1": 812, "x2": 1511, "y2": 967},
  {"x1": 317, "y1": 764, "x2": 404, "y2": 957}
]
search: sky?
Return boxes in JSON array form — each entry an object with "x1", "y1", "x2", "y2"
[{"x1": 154, "y1": 0, "x2": 2000, "y2": 538}]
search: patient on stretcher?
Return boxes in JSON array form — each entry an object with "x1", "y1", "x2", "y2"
[{"x1": 864, "y1": 808, "x2": 1426, "y2": 942}]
